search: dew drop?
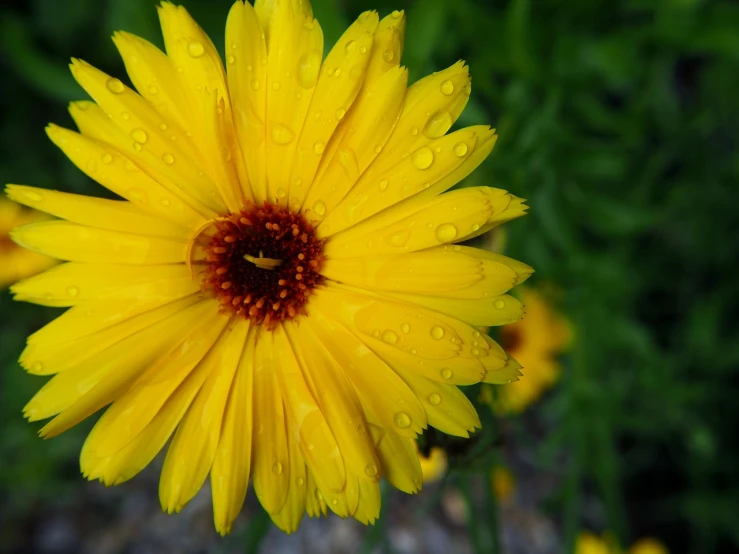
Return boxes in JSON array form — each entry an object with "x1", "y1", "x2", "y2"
[
  {"x1": 440, "y1": 80, "x2": 455, "y2": 96},
  {"x1": 31, "y1": 362, "x2": 43, "y2": 372},
  {"x1": 131, "y1": 128, "x2": 148, "y2": 144},
  {"x1": 159, "y1": 122, "x2": 168, "y2": 131},
  {"x1": 428, "y1": 393, "x2": 442, "y2": 405},
  {"x1": 133, "y1": 142, "x2": 143, "y2": 152},
  {"x1": 379, "y1": 178, "x2": 389, "y2": 191},
  {"x1": 66, "y1": 286, "x2": 79, "y2": 297},
  {"x1": 148, "y1": 85, "x2": 158, "y2": 95},
  {"x1": 250, "y1": 79, "x2": 260, "y2": 90},
  {"x1": 345, "y1": 40, "x2": 356, "y2": 54},
  {"x1": 401, "y1": 323, "x2": 410, "y2": 334},
  {"x1": 471, "y1": 348, "x2": 480, "y2": 356},
  {"x1": 391, "y1": 10, "x2": 402, "y2": 19},
  {"x1": 101, "y1": 153, "x2": 113, "y2": 164},
  {"x1": 121, "y1": 112, "x2": 130, "y2": 121},
  {"x1": 162, "y1": 152, "x2": 175, "y2": 165},
  {"x1": 374, "y1": 145, "x2": 382, "y2": 154},
  {"x1": 127, "y1": 187, "x2": 147, "y2": 202},
  {"x1": 410, "y1": 126, "x2": 419, "y2": 136},
  {"x1": 471, "y1": 223, "x2": 480, "y2": 231},
  {"x1": 296, "y1": 477, "x2": 305, "y2": 487},
  {"x1": 272, "y1": 81, "x2": 281, "y2": 90},
  {"x1": 430, "y1": 326, "x2": 444, "y2": 340},
  {"x1": 382, "y1": 330, "x2": 398, "y2": 345},
  {"x1": 21, "y1": 190, "x2": 43, "y2": 202},
  {"x1": 386, "y1": 228, "x2": 410, "y2": 247},
  {"x1": 364, "y1": 463, "x2": 378, "y2": 478},
  {"x1": 227, "y1": 54, "x2": 235, "y2": 64},
  {"x1": 277, "y1": 187, "x2": 287, "y2": 199},
  {"x1": 494, "y1": 299, "x2": 506, "y2": 309},
  {"x1": 313, "y1": 141, "x2": 325, "y2": 155},
  {"x1": 336, "y1": 107, "x2": 346, "y2": 120},
  {"x1": 440, "y1": 368, "x2": 453, "y2": 380},
  {"x1": 394, "y1": 412, "x2": 411, "y2": 429},
  {"x1": 411, "y1": 146, "x2": 434, "y2": 170},
  {"x1": 423, "y1": 110, "x2": 453, "y2": 139},
  {"x1": 313, "y1": 200, "x2": 326, "y2": 216},
  {"x1": 271, "y1": 124, "x2": 295, "y2": 145},
  {"x1": 453, "y1": 142, "x2": 469, "y2": 157},
  {"x1": 161, "y1": 198, "x2": 171, "y2": 207},
  {"x1": 360, "y1": 45, "x2": 367, "y2": 54},
  {"x1": 331, "y1": 499, "x2": 338, "y2": 506},
  {"x1": 187, "y1": 40, "x2": 205, "y2": 58},
  {"x1": 272, "y1": 462, "x2": 283, "y2": 475},
  {"x1": 334, "y1": 67, "x2": 343, "y2": 78},
  {"x1": 435, "y1": 223, "x2": 458, "y2": 242},
  {"x1": 105, "y1": 78, "x2": 125, "y2": 94},
  {"x1": 383, "y1": 49, "x2": 395, "y2": 63}
]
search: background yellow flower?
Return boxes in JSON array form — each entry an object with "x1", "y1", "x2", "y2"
[{"x1": 0, "y1": 198, "x2": 55, "y2": 288}]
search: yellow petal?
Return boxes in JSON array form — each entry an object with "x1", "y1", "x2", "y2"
[
  {"x1": 304, "y1": 468, "x2": 328, "y2": 518},
  {"x1": 212, "y1": 325, "x2": 257, "y2": 535},
  {"x1": 264, "y1": 0, "x2": 323, "y2": 205},
  {"x1": 33, "y1": 299, "x2": 218, "y2": 437},
  {"x1": 324, "y1": 187, "x2": 524, "y2": 258},
  {"x1": 47, "y1": 122, "x2": 207, "y2": 227},
  {"x1": 226, "y1": 0, "x2": 269, "y2": 203},
  {"x1": 384, "y1": 292, "x2": 524, "y2": 327},
  {"x1": 303, "y1": 65, "x2": 408, "y2": 225},
  {"x1": 288, "y1": 12, "x2": 379, "y2": 207},
  {"x1": 11, "y1": 221, "x2": 187, "y2": 264},
  {"x1": 83, "y1": 306, "x2": 229, "y2": 457},
  {"x1": 273, "y1": 325, "x2": 346, "y2": 493},
  {"x1": 160, "y1": 319, "x2": 248, "y2": 513},
  {"x1": 353, "y1": 477, "x2": 381, "y2": 524},
  {"x1": 6, "y1": 185, "x2": 189, "y2": 240},
  {"x1": 270, "y1": 425, "x2": 307, "y2": 534},
  {"x1": 251, "y1": 329, "x2": 290, "y2": 514},
  {"x1": 69, "y1": 59, "x2": 226, "y2": 214},
  {"x1": 318, "y1": 126, "x2": 490, "y2": 237},
  {"x1": 284, "y1": 320, "x2": 381, "y2": 484},
  {"x1": 309, "y1": 296, "x2": 427, "y2": 438},
  {"x1": 363, "y1": 10, "x2": 405, "y2": 85},
  {"x1": 482, "y1": 356, "x2": 523, "y2": 385},
  {"x1": 11, "y1": 262, "x2": 190, "y2": 308}
]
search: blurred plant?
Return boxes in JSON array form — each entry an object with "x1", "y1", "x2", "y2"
[
  {"x1": 0, "y1": 198, "x2": 55, "y2": 288},
  {"x1": 490, "y1": 465, "x2": 515, "y2": 505},
  {"x1": 576, "y1": 531, "x2": 669, "y2": 554},
  {"x1": 416, "y1": 442, "x2": 448, "y2": 484}
]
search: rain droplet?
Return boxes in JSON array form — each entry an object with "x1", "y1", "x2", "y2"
[
  {"x1": 440, "y1": 80, "x2": 454, "y2": 96},
  {"x1": 187, "y1": 40, "x2": 205, "y2": 58},
  {"x1": 121, "y1": 112, "x2": 130, "y2": 121},
  {"x1": 471, "y1": 348, "x2": 480, "y2": 356},
  {"x1": 411, "y1": 147, "x2": 434, "y2": 170},
  {"x1": 227, "y1": 55, "x2": 235, "y2": 64},
  {"x1": 296, "y1": 477, "x2": 305, "y2": 487},
  {"x1": 386, "y1": 228, "x2": 410, "y2": 247},
  {"x1": 382, "y1": 330, "x2": 398, "y2": 345},
  {"x1": 391, "y1": 10, "x2": 402, "y2": 19},
  {"x1": 131, "y1": 128, "x2": 148, "y2": 144},
  {"x1": 423, "y1": 110, "x2": 452, "y2": 139},
  {"x1": 271, "y1": 124, "x2": 295, "y2": 145},
  {"x1": 471, "y1": 223, "x2": 480, "y2": 231},
  {"x1": 21, "y1": 190, "x2": 43, "y2": 202},
  {"x1": 127, "y1": 187, "x2": 147, "y2": 202},
  {"x1": 66, "y1": 286, "x2": 79, "y2": 297},
  {"x1": 410, "y1": 127, "x2": 419, "y2": 136},
  {"x1": 313, "y1": 200, "x2": 326, "y2": 216},
  {"x1": 272, "y1": 462, "x2": 283, "y2": 475},
  {"x1": 31, "y1": 362, "x2": 43, "y2": 372},
  {"x1": 360, "y1": 45, "x2": 367, "y2": 54},
  {"x1": 277, "y1": 187, "x2": 287, "y2": 198},
  {"x1": 428, "y1": 393, "x2": 442, "y2": 405},
  {"x1": 162, "y1": 152, "x2": 175, "y2": 165},
  {"x1": 161, "y1": 198, "x2": 171, "y2": 207},
  {"x1": 313, "y1": 141, "x2": 325, "y2": 155},
  {"x1": 430, "y1": 326, "x2": 444, "y2": 340},
  {"x1": 394, "y1": 412, "x2": 411, "y2": 429},
  {"x1": 331, "y1": 499, "x2": 338, "y2": 506},
  {"x1": 336, "y1": 107, "x2": 346, "y2": 120},
  {"x1": 453, "y1": 142, "x2": 469, "y2": 157},
  {"x1": 440, "y1": 368, "x2": 453, "y2": 380},
  {"x1": 101, "y1": 153, "x2": 113, "y2": 164},
  {"x1": 148, "y1": 85, "x2": 158, "y2": 95},
  {"x1": 364, "y1": 464, "x2": 378, "y2": 478},
  {"x1": 250, "y1": 79, "x2": 260, "y2": 90},
  {"x1": 334, "y1": 67, "x2": 343, "y2": 78},
  {"x1": 272, "y1": 81, "x2": 281, "y2": 90},
  {"x1": 133, "y1": 142, "x2": 143, "y2": 152},
  {"x1": 379, "y1": 178, "x2": 389, "y2": 191},
  {"x1": 401, "y1": 323, "x2": 410, "y2": 334},
  {"x1": 159, "y1": 122, "x2": 168, "y2": 131},
  {"x1": 383, "y1": 49, "x2": 395, "y2": 63},
  {"x1": 106, "y1": 78, "x2": 125, "y2": 94},
  {"x1": 345, "y1": 40, "x2": 356, "y2": 54},
  {"x1": 494, "y1": 299, "x2": 506, "y2": 309},
  {"x1": 435, "y1": 223, "x2": 458, "y2": 242}
]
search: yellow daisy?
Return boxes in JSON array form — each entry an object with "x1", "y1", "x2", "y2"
[
  {"x1": 7, "y1": 0, "x2": 531, "y2": 534},
  {"x1": 415, "y1": 442, "x2": 448, "y2": 484},
  {"x1": 0, "y1": 198, "x2": 56, "y2": 288},
  {"x1": 495, "y1": 287, "x2": 570, "y2": 414}
]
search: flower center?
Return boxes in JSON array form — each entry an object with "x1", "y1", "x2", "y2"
[{"x1": 201, "y1": 202, "x2": 325, "y2": 328}]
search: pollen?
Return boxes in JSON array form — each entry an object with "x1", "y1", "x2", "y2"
[{"x1": 202, "y1": 202, "x2": 325, "y2": 328}]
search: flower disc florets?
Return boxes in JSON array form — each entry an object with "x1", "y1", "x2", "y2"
[{"x1": 202, "y1": 202, "x2": 325, "y2": 328}]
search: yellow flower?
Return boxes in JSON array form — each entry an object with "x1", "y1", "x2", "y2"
[
  {"x1": 8, "y1": 0, "x2": 531, "y2": 534},
  {"x1": 0, "y1": 199, "x2": 56, "y2": 288},
  {"x1": 490, "y1": 465, "x2": 515, "y2": 504},
  {"x1": 629, "y1": 538, "x2": 669, "y2": 554},
  {"x1": 495, "y1": 287, "x2": 570, "y2": 413},
  {"x1": 576, "y1": 532, "x2": 619, "y2": 554},
  {"x1": 417, "y1": 445, "x2": 448, "y2": 484}
]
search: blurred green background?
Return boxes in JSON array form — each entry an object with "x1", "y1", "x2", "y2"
[{"x1": 1, "y1": 0, "x2": 738, "y2": 552}]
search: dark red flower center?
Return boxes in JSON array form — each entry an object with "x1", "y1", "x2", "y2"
[{"x1": 202, "y1": 202, "x2": 325, "y2": 328}]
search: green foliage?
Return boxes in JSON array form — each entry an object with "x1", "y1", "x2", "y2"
[{"x1": 1, "y1": 0, "x2": 737, "y2": 552}]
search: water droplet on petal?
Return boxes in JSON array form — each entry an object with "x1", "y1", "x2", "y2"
[
  {"x1": 383, "y1": 49, "x2": 395, "y2": 63},
  {"x1": 277, "y1": 187, "x2": 287, "y2": 199},
  {"x1": 360, "y1": 45, "x2": 367, "y2": 54},
  {"x1": 148, "y1": 85, "x2": 158, "y2": 95},
  {"x1": 394, "y1": 412, "x2": 411, "y2": 429},
  {"x1": 227, "y1": 55, "x2": 235, "y2": 64},
  {"x1": 410, "y1": 126, "x2": 419, "y2": 136},
  {"x1": 423, "y1": 110, "x2": 452, "y2": 139},
  {"x1": 161, "y1": 198, "x2": 171, "y2": 207},
  {"x1": 364, "y1": 463, "x2": 378, "y2": 478},
  {"x1": 435, "y1": 223, "x2": 458, "y2": 243},
  {"x1": 101, "y1": 153, "x2": 113, "y2": 164},
  {"x1": 66, "y1": 286, "x2": 79, "y2": 297},
  {"x1": 440, "y1": 80, "x2": 454, "y2": 95},
  {"x1": 133, "y1": 142, "x2": 143, "y2": 152},
  {"x1": 296, "y1": 477, "x2": 305, "y2": 487},
  {"x1": 31, "y1": 362, "x2": 43, "y2": 372},
  {"x1": 272, "y1": 462, "x2": 283, "y2": 475},
  {"x1": 441, "y1": 368, "x2": 453, "y2": 380},
  {"x1": 379, "y1": 178, "x2": 389, "y2": 191},
  {"x1": 313, "y1": 141, "x2": 325, "y2": 155},
  {"x1": 131, "y1": 128, "x2": 148, "y2": 144},
  {"x1": 21, "y1": 190, "x2": 43, "y2": 202},
  {"x1": 121, "y1": 112, "x2": 130, "y2": 121},
  {"x1": 336, "y1": 107, "x2": 346, "y2": 120},
  {"x1": 272, "y1": 81, "x2": 281, "y2": 90},
  {"x1": 392, "y1": 10, "x2": 402, "y2": 19},
  {"x1": 471, "y1": 223, "x2": 480, "y2": 231},
  {"x1": 345, "y1": 40, "x2": 356, "y2": 54},
  {"x1": 250, "y1": 79, "x2": 260, "y2": 90},
  {"x1": 494, "y1": 299, "x2": 506, "y2": 309},
  {"x1": 187, "y1": 40, "x2": 205, "y2": 58},
  {"x1": 382, "y1": 330, "x2": 398, "y2": 345},
  {"x1": 313, "y1": 200, "x2": 326, "y2": 216},
  {"x1": 331, "y1": 499, "x2": 338, "y2": 506},
  {"x1": 453, "y1": 142, "x2": 469, "y2": 157},
  {"x1": 401, "y1": 323, "x2": 410, "y2": 334},
  {"x1": 106, "y1": 78, "x2": 125, "y2": 94},
  {"x1": 162, "y1": 152, "x2": 175, "y2": 165},
  {"x1": 471, "y1": 348, "x2": 480, "y2": 356},
  {"x1": 158, "y1": 122, "x2": 168, "y2": 131},
  {"x1": 271, "y1": 124, "x2": 295, "y2": 145},
  {"x1": 430, "y1": 326, "x2": 444, "y2": 340},
  {"x1": 428, "y1": 393, "x2": 442, "y2": 405},
  {"x1": 411, "y1": 147, "x2": 434, "y2": 169},
  {"x1": 385, "y1": 228, "x2": 410, "y2": 247}
]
